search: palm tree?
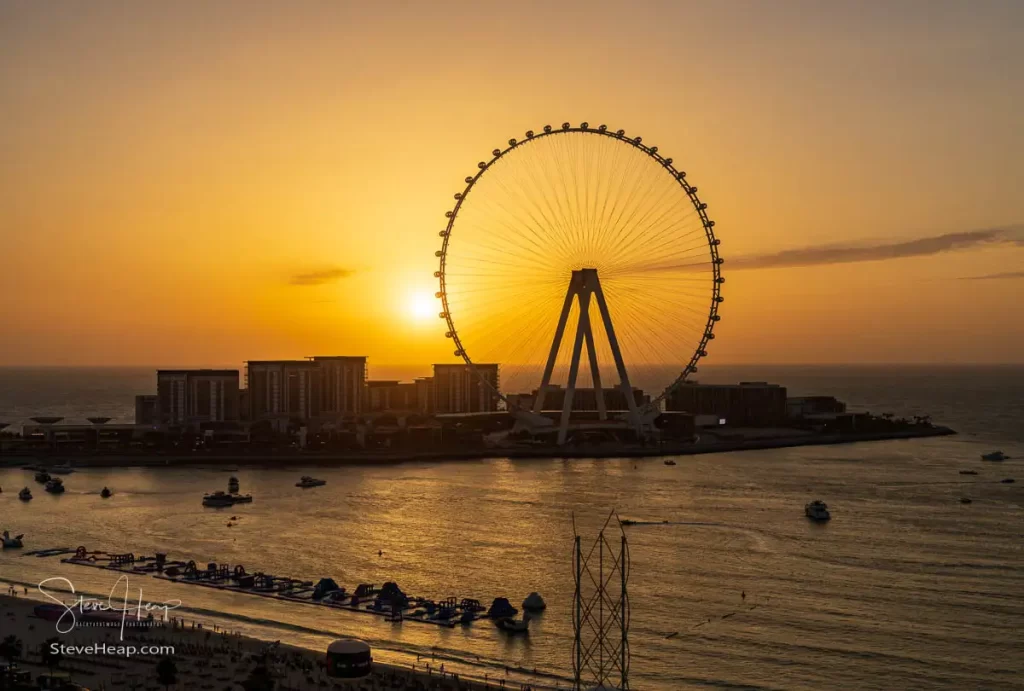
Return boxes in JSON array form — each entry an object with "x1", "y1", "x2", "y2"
[
  {"x1": 156, "y1": 656, "x2": 177, "y2": 690},
  {"x1": 0, "y1": 635, "x2": 24, "y2": 686},
  {"x1": 40, "y1": 636, "x2": 63, "y2": 676}
]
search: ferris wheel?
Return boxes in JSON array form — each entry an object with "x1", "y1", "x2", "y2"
[{"x1": 435, "y1": 122, "x2": 723, "y2": 443}]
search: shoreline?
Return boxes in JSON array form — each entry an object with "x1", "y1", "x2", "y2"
[
  {"x1": 0, "y1": 426, "x2": 956, "y2": 468},
  {"x1": 0, "y1": 590, "x2": 541, "y2": 690}
]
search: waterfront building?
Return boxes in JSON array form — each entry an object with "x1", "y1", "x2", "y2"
[
  {"x1": 432, "y1": 364, "x2": 499, "y2": 414},
  {"x1": 665, "y1": 381, "x2": 787, "y2": 427},
  {"x1": 134, "y1": 394, "x2": 158, "y2": 425},
  {"x1": 246, "y1": 360, "x2": 321, "y2": 420},
  {"x1": 787, "y1": 395, "x2": 847, "y2": 419},
  {"x1": 414, "y1": 377, "x2": 435, "y2": 415},
  {"x1": 246, "y1": 356, "x2": 367, "y2": 425},
  {"x1": 365, "y1": 380, "x2": 419, "y2": 412},
  {"x1": 310, "y1": 356, "x2": 366, "y2": 417},
  {"x1": 156, "y1": 369, "x2": 240, "y2": 426},
  {"x1": 512, "y1": 385, "x2": 648, "y2": 412}
]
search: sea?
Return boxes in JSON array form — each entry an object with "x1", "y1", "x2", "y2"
[{"x1": 1, "y1": 365, "x2": 1022, "y2": 690}]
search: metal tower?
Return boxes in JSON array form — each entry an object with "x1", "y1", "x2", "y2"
[
  {"x1": 573, "y1": 511, "x2": 630, "y2": 691},
  {"x1": 533, "y1": 268, "x2": 641, "y2": 444}
]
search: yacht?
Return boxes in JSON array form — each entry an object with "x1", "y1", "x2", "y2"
[
  {"x1": 203, "y1": 491, "x2": 236, "y2": 507},
  {"x1": 34, "y1": 470, "x2": 51, "y2": 483},
  {"x1": 805, "y1": 500, "x2": 831, "y2": 521},
  {"x1": 296, "y1": 476, "x2": 327, "y2": 488},
  {"x1": 2, "y1": 531, "x2": 24, "y2": 549},
  {"x1": 981, "y1": 451, "x2": 1009, "y2": 461},
  {"x1": 44, "y1": 478, "x2": 66, "y2": 494},
  {"x1": 18, "y1": 487, "x2": 32, "y2": 501},
  {"x1": 664, "y1": 459, "x2": 677, "y2": 466},
  {"x1": 100, "y1": 487, "x2": 112, "y2": 499}
]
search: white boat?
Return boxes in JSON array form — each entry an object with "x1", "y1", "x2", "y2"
[
  {"x1": 296, "y1": 476, "x2": 327, "y2": 488},
  {"x1": 981, "y1": 451, "x2": 1009, "y2": 461},
  {"x1": 2, "y1": 531, "x2": 24, "y2": 549},
  {"x1": 805, "y1": 500, "x2": 831, "y2": 521},
  {"x1": 44, "y1": 478, "x2": 66, "y2": 494},
  {"x1": 18, "y1": 487, "x2": 32, "y2": 501}
]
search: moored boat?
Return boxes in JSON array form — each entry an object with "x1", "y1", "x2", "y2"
[
  {"x1": 495, "y1": 614, "x2": 531, "y2": 634},
  {"x1": 2, "y1": 531, "x2": 24, "y2": 549},
  {"x1": 100, "y1": 487, "x2": 112, "y2": 498},
  {"x1": 45, "y1": 478, "x2": 66, "y2": 494},
  {"x1": 981, "y1": 451, "x2": 1009, "y2": 461},
  {"x1": 18, "y1": 487, "x2": 32, "y2": 501},
  {"x1": 296, "y1": 476, "x2": 327, "y2": 488},
  {"x1": 34, "y1": 470, "x2": 51, "y2": 483},
  {"x1": 805, "y1": 500, "x2": 831, "y2": 521},
  {"x1": 203, "y1": 490, "x2": 252, "y2": 506}
]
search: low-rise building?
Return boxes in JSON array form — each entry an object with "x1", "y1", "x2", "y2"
[
  {"x1": 666, "y1": 381, "x2": 788, "y2": 427},
  {"x1": 366, "y1": 380, "x2": 419, "y2": 412},
  {"x1": 514, "y1": 385, "x2": 648, "y2": 412},
  {"x1": 787, "y1": 396, "x2": 847, "y2": 419}
]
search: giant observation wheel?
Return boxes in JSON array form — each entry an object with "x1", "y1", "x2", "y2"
[{"x1": 435, "y1": 122, "x2": 723, "y2": 442}]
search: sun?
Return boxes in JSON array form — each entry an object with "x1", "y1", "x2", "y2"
[{"x1": 408, "y1": 291, "x2": 436, "y2": 321}]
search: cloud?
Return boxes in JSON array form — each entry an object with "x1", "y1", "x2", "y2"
[
  {"x1": 958, "y1": 270, "x2": 1024, "y2": 281},
  {"x1": 729, "y1": 225, "x2": 1024, "y2": 271},
  {"x1": 288, "y1": 267, "x2": 355, "y2": 286}
]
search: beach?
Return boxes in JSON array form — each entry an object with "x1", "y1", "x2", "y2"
[{"x1": 0, "y1": 592, "x2": 528, "y2": 690}]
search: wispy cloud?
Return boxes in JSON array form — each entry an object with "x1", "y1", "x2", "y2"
[
  {"x1": 958, "y1": 270, "x2": 1024, "y2": 281},
  {"x1": 288, "y1": 267, "x2": 355, "y2": 286},
  {"x1": 729, "y1": 226, "x2": 1024, "y2": 271}
]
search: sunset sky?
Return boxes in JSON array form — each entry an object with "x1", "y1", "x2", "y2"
[{"x1": 1, "y1": 0, "x2": 1022, "y2": 369}]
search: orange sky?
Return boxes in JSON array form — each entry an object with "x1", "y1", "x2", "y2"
[{"x1": 1, "y1": 0, "x2": 1022, "y2": 368}]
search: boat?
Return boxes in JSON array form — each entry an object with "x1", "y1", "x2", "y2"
[
  {"x1": 495, "y1": 614, "x2": 531, "y2": 634},
  {"x1": 228, "y1": 476, "x2": 240, "y2": 490},
  {"x1": 34, "y1": 470, "x2": 51, "y2": 483},
  {"x1": 619, "y1": 519, "x2": 637, "y2": 526},
  {"x1": 664, "y1": 459, "x2": 677, "y2": 466},
  {"x1": 805, "y1": 500, "x2": 831, "y2": 521},
  {"x1": 1001, "y1": 478, "x2": 1015, "y2": 484},
  {"x1": 960, "y1": 497, "x2": 972, "y2": 504},
  {"x1": 203, "y1": 491, "x2": 236, "y2": 507},
  {"x1": 296, "y1": 476, "x2": 327, "y2": 488},
  {"x1": 2, "y1": 531, "x2": 24, "y2": 549},
  {"x1": 959, "y1": 470, "x2": 978, "y2": 475},
  {"x1": 45, "y1": 478, "x2": 66, "y2": 494},
  {"x1": 18, "y1": 487, "x2": 32, "y2": 501},
  {"x1": 231, "y1": 493, "x2": 253, "y2": 503},
  {"x1": 981, "y1": 451, "x2": 1009, "y2": 461},
  {"x1": 49, "y1": 464, "x2": 75, "y2": 475},
  {"x1": 100, "y1": 487, "x2": 112, "y2": 498}
]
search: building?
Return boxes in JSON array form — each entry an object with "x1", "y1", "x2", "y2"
[
  {"x1": 432, "y1": 364, "x2": 499, "y2": 414},
  {"x1": 514, "y1": 385, "x2": 648, "y2": 412},
  {"x1": 414, "y1": 377, "x2": 435, "y2": 415},
  {"x1": 246, "y1": 356, "x2": 367, "y2": 423},
  {"x1": 787, "y1": 396, "x2": 847, "y2": 419},
  {"x1": 134, "y1": 395, "x2": 158, "y2": 425},
  {"x1": 665, "y1": 381, "x2": 787, "y2": 427},
  {"x1": 156, "y1": 369, "x2": 240, "y2": 426},
  {"x1": 310, "y1": 356, "x2": 366, "y2": 417},
  {"x1": 365, "y1": 380, "x2": 419, "y2": 412},
  {"x1": 246, "y1": 360, "x2": 320, "y2": 420}
]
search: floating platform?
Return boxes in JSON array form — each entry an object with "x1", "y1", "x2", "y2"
[{"x1": 54, "y1": 546, "x2": 511, "y2": 629}]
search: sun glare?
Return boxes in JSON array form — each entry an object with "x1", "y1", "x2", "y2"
[{"x1": 409, "y1": 292, "x2": 435, "y2": 321}]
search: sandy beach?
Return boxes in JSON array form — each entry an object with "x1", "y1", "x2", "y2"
[{"x1": 0, "y1": 592, "x2": 534, "y2": 691}]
